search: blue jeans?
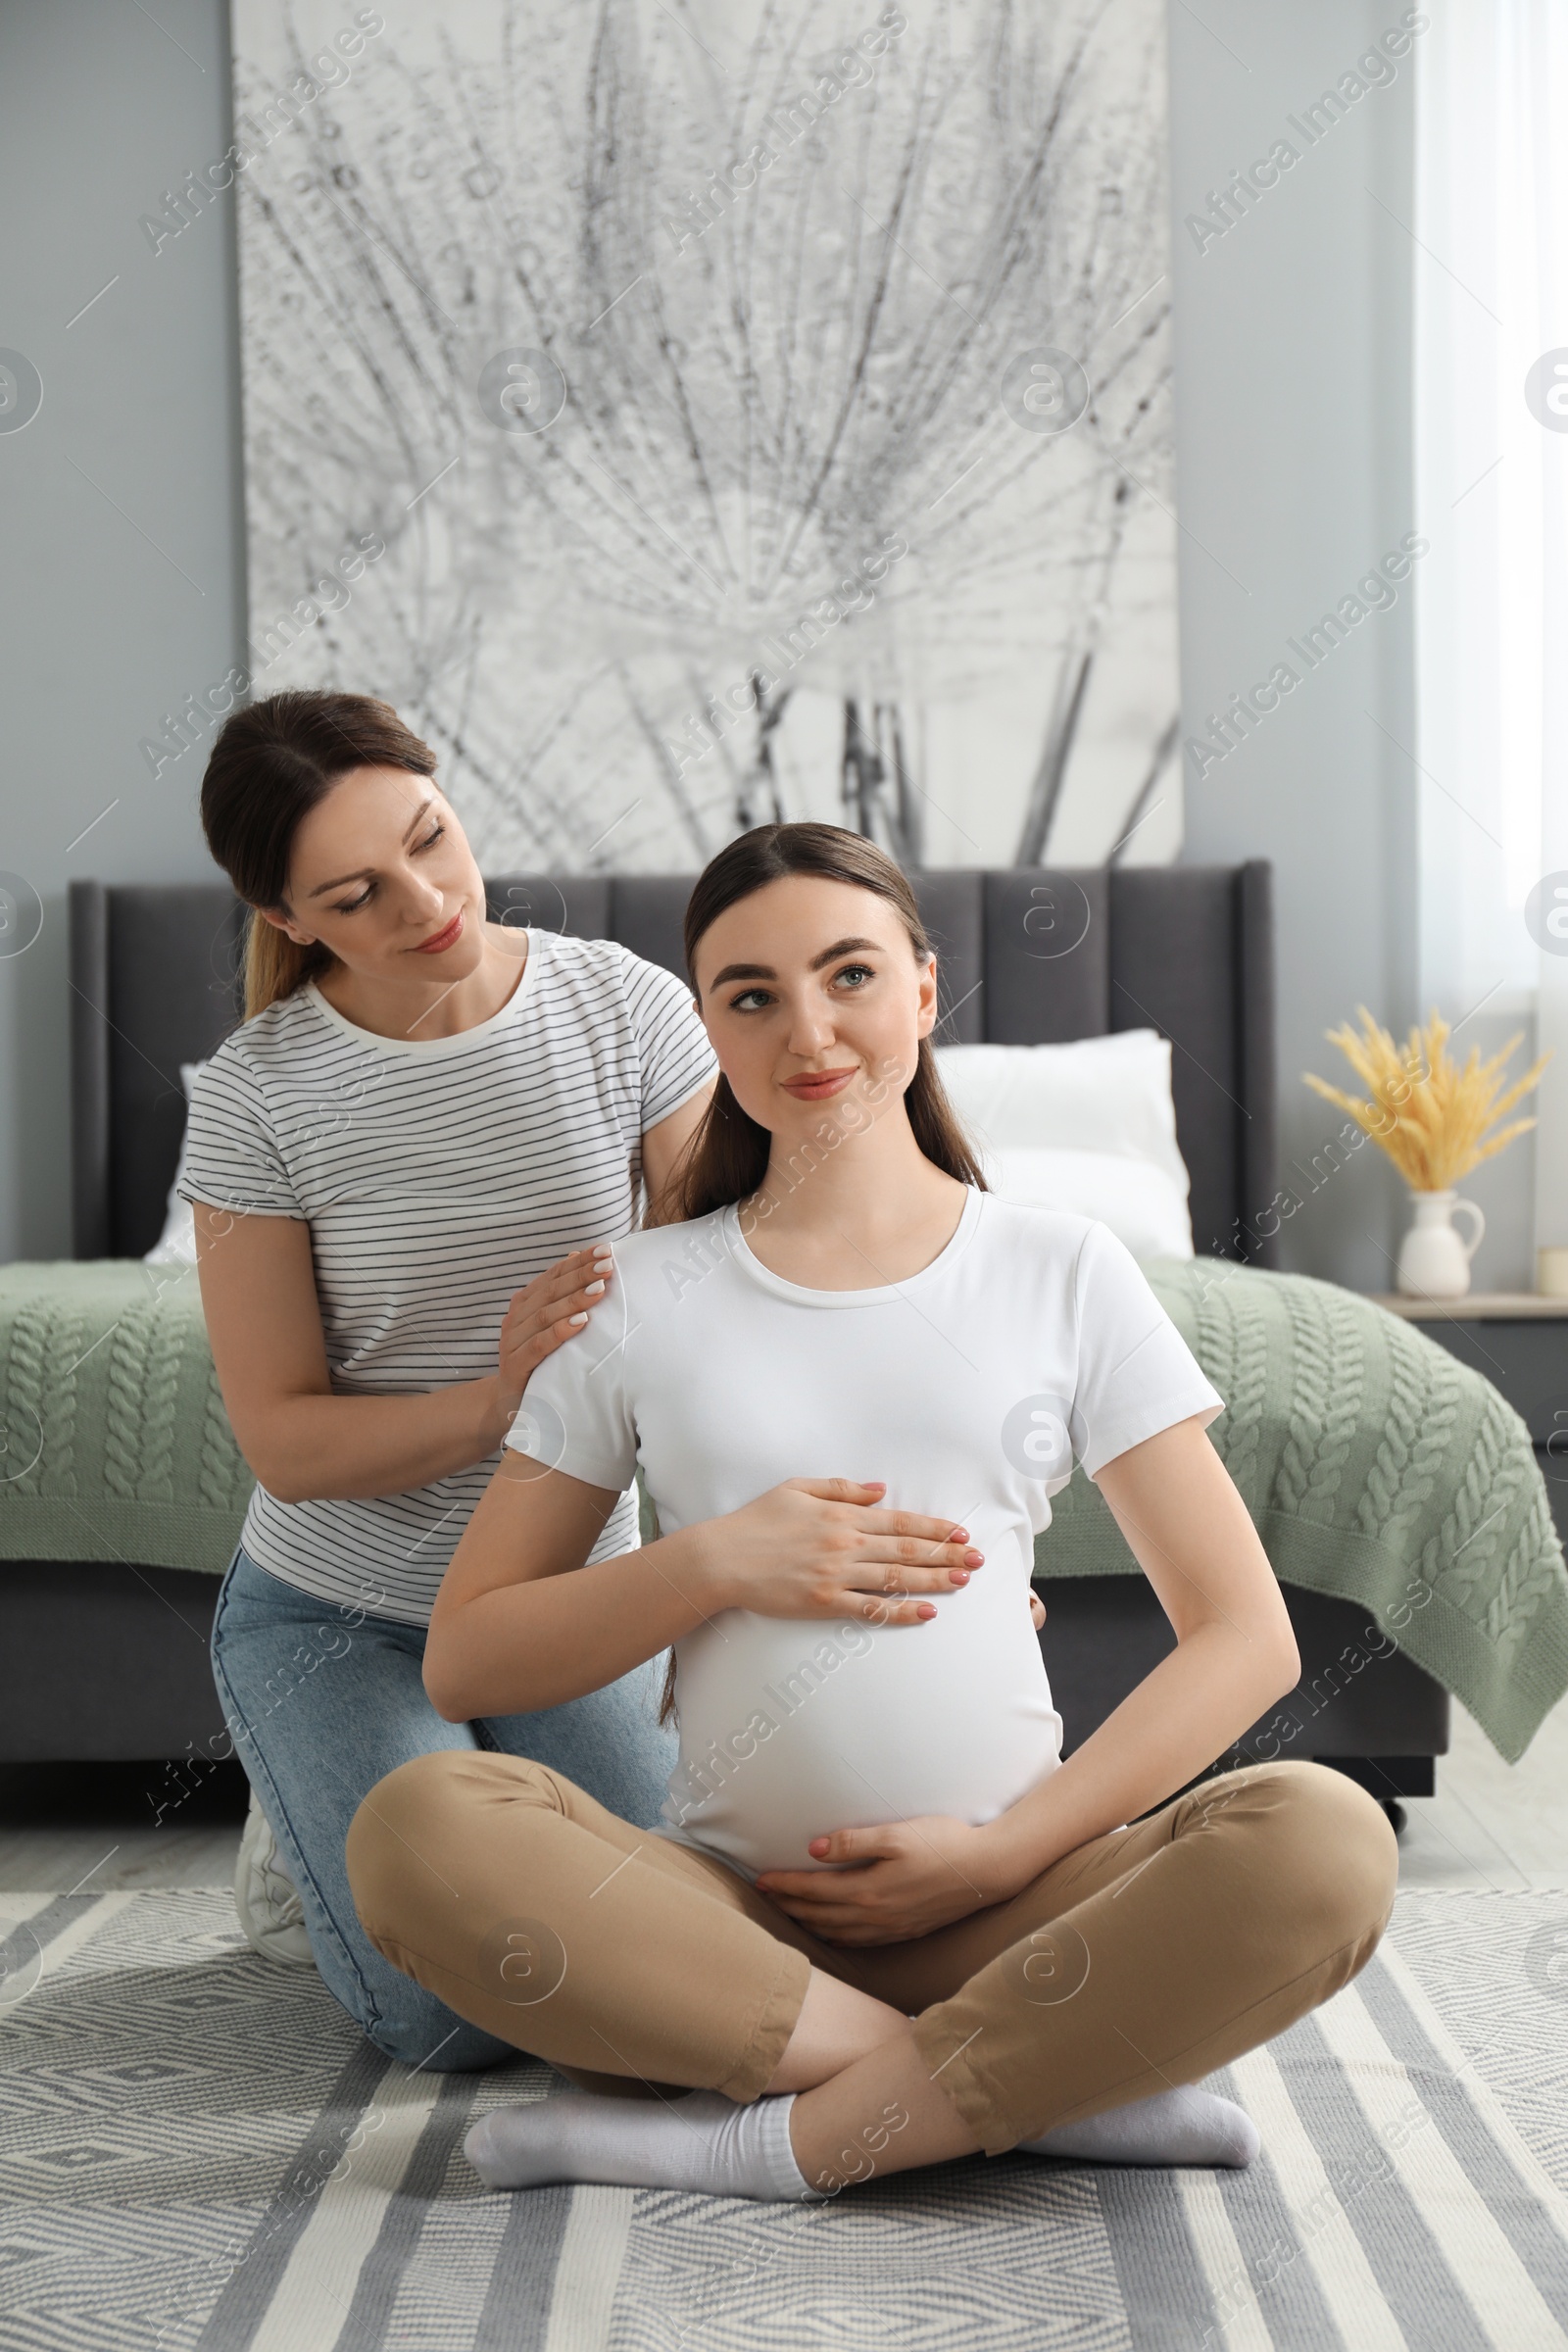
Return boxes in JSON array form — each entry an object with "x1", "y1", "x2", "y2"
[{"x1": 210, "y1": 1546, "x2": 677, "y2": 2071}]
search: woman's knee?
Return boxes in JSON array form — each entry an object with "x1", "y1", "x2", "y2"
[
  {"x1": 361, "y1": 1998, "x2": 516, "y2": 2074},
  {"x1": 345, "y1": 1748, "x2": 565, "y2": 1928},
  {"x1": 1217, "y1": 1760, "x2": 1398, "y2": 1950}
]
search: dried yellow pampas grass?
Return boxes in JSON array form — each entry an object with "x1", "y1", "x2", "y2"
[{"x1": 1303, "y1": 1007, "x2": 1549, "y2": 1192}]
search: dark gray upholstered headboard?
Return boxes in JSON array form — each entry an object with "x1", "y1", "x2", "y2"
[{"x1": 69, "y1": 864, "x2": 1277, "y2": 1266}]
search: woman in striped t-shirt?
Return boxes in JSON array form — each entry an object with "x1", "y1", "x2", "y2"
[{"x1": 185, "y1": 689, "x2": 715, "y2": 2071}]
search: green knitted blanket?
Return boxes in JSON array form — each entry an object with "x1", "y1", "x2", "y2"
[
  {"x1": 2, "y1": 1256, "x2": 1564, "y2": 1761},
  {"x1": 0, "y1": 1262, "x2": 254, "y2": 1581},
  {"x1": 1037, "y1": 1259, "x2": 1568, "y2": 1763}
]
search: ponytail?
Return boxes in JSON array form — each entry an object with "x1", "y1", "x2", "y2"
[{"x1": 242, "y1": 913, "x2": 334, "y2": 1020}]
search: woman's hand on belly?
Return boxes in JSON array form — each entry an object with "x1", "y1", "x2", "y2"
[
  {"x1": 756, "y1": 1816, "x2": 1007, "y2": 1944},
  {"x1": 692, "y1": 1478, "x2": 983, "y2": 1627}
]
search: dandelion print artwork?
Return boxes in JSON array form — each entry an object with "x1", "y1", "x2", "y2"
[{"x1": 231, "y1": 0, "x2": 1180, "y2": 872}]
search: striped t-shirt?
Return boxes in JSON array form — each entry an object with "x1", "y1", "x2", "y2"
[{"x1": 180, "y1": 931, "x2": 715, "y2": 1623}]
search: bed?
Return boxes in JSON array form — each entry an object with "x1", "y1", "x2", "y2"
[{"x1": 6, "y1": 860, "x2": 1556, "y2": 1806}]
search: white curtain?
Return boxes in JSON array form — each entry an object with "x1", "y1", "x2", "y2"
[{"x1": 1415, "y1": 0, "x2": 1568, "y2": 1256}]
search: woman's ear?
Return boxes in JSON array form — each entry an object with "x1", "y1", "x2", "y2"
[
  {"x1": 257, "y1": 904, "x2": 319, "y2": 949},
  {"x1": 913, "y1": 952, "x2": 940, "y2": 1040}
]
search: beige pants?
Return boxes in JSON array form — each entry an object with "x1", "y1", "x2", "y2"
[{"x1": 346, "y1": 1753, "x2": 1397, "y2": 2155}]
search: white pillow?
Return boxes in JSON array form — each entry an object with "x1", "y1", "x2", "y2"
[
  {"x1": 143, "y1": 1061, "x2": 205, "y2": 1268},
  {"x1": 985, "y1": 1146, "x2": 1194, "y2": 1260},
  {"x1": 934, "y1": 1033, "x2": 1194, "y2": 1258}
]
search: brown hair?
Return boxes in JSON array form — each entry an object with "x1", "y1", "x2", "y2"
[
  {"x1": 649, "y1": 821, "x2": 985, "y2": 1728},
  {"x1": 199, "y1": 690, "x2": 439, "y2": 1017},
  {"x1": 652, "y1": 821, "x2": 987, "y2": 1226}
]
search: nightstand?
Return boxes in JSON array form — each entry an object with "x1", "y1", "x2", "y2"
[{"x1": 1372, "y1": 1295, "x2": 1568, "y2": 1550}]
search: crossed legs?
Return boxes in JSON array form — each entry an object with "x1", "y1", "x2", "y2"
[{"x1": 346, "y1": 1752, "x2": 1397, "y2": 2194}]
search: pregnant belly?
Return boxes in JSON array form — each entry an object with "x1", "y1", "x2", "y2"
[{"x1": 659, "y1": 1569, "x2": 1063, "y2": 1879}]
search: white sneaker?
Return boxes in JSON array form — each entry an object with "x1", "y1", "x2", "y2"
[{"x1": 234, "y1": 1788, "x2": 317, "y2": 1965}]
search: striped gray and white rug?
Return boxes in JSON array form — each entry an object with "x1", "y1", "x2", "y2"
[{"x1": 2, "y1": 1886, "x2": 1566, "y2": 2351}]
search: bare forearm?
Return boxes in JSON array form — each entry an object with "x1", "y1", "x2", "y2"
[
  {"x1": 982, "y1": 1620, "x2": 1297, "y2": 1897},
  {"x1": 250, "y1": 1377, "x2": 510, "y2": 1502},
  {"x1": 424, "y1": 1526, "x2": 711, "y2": 1719},
  {"x1": 197, "y1": 1214, "x2": 620, "y2": 1506}
]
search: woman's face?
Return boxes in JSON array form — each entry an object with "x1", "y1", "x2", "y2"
[
  {"x1": 263, "y1": 765, "x2": 490, "y2": 982},
  {"x1": 692, "y1": 873, "x2": 938, "y2": 1136}
]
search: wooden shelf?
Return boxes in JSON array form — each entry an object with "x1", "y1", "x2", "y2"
[{"x1": 1370, "y1": 1294, "x2": 1568, "y2": 1322}]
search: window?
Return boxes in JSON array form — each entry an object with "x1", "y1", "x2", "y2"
[{"x1": 1414, "y1": 2, "x2": 1568, "y2": 1253}]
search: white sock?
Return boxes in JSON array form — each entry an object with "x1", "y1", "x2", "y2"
[
  {"x1": 1019, "y1": 2084, "x2": 1259, "y2": 2169},
  {"x1": 465, "y1": 2088, "x2": 820, "y2": 2201}
]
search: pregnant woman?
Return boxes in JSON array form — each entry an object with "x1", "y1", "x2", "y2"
[
  {"x1": 185, "y1": 689, "x2": 714, "y2": 2070},
  {"x1": 346, "y1": 821, "x2": 1398, "y2": 2196}
]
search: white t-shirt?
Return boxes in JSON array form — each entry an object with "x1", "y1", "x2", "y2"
[
  {"x1": 507, "y1": 1188, "x2": 1225, "y2": 1876},
  {"x1": 181, "y1": 932, "x2": 715, "y2": 1623}
]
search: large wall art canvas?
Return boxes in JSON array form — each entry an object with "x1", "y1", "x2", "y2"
[{"x1": 230, "y1": 0, "x2": 1179, "y2": 874}]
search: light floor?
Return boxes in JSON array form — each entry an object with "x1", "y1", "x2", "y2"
[
  {"x1": 1396, "y1": 1694, "x2": 1568, "y2": 1890},
  {"x1": 1, "y1": 1699, "x2": 1564, "y2": 1899}
]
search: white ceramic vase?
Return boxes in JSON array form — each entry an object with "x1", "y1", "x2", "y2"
[{"x1": 1396, "y1": 1188, "x2": 1485, "y2": 1299}]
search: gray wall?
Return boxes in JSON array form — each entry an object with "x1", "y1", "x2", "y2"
[
  {"x1": 0, "y1": 0, "x2": 245, "y2": 1262},
  {"x1": 3, "y1": 1, "x2": 1523, "y2": 1290}
]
